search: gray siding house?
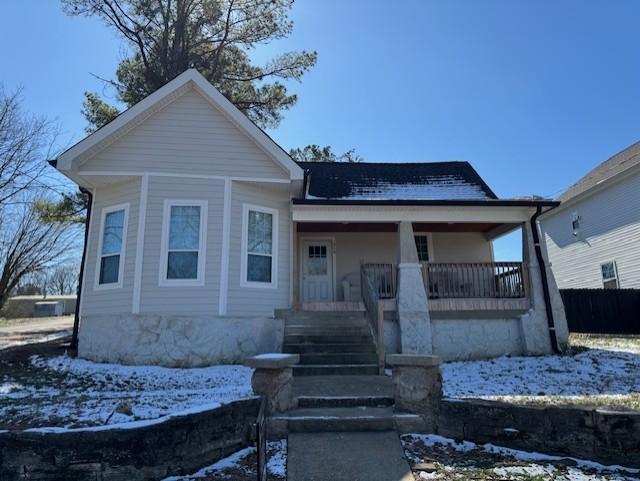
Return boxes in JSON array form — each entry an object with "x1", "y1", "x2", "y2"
[
  {"x1": 540, "y1": 141, "x2": 640, "y2": 289},
  {"x1": 54, "y1": 69, "x2": 568, "y2": 367}
]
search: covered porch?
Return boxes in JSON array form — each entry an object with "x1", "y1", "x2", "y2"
[
  {"x1": 291, "y1": 203, "x2": 535, "y2": 315},
  {"x1": 290, "y1": 199, "x2": 568, "y2": 361}
]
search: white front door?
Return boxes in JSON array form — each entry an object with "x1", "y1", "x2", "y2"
[{"x1": 301, "y1": 240, "x2": 334, "y2": 303}]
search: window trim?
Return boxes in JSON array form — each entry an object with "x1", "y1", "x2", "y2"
[
  {"x1": 241, "y1": 203, "x2": 279, "y2": 289},
  {"x1": 94, "y1": 203, "x2": 130, "y2": 291},
  {"x1": 159, "y1": 199, "x2": 208, "y2": 287},
  {"x1": 601, "y1": 260, "x2": 619, "y2": 289}
]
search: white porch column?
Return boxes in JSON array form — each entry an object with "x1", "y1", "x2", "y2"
[
  {"x1": 520, "y1": 222, "x2": 570, "y2": 354},
  {"x1": 396, "y1": 221, "x2": 433, "y2": 354}
]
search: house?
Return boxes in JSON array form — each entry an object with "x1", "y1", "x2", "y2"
[
  {"x1": 53, "y1": 69, "x2": 569, "y2": 367},
  {"x1": 540, "y1": 141, "x2": 640, "y2": 289}
]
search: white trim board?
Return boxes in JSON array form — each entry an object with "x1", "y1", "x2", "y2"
[
  {"x1": 218, "y1": 179, "x2": 232, "y2": 315},
  {"x1": 132, "y1": 174, "x2": 149, "y2": 313},
  {"x1": 94, "y1": 203, "x2": 130, "y2": 291},
  {"x1": 76, "y1": 171, "x2": 292, "y2": 184},
  {"x1": 158, "y1": 199, "x2": 208, "y2": 287},
  {"x1": 240, "y1": 203, "x2": 279, "y2": 289}
]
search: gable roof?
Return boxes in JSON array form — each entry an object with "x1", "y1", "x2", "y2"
[
  {"x1": 559, "y1": 140, "x2": 640, "y2": 203},
  {"x1": 56, "y1": 69, "x2": 303, "y2": 180},
  {"x1": 299, "y1": 161, "x2": 498, "y2": 201}
]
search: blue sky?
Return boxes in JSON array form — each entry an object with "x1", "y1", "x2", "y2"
[{"x1": 2, "y1": 0, "x2": 639, "y2": 259}]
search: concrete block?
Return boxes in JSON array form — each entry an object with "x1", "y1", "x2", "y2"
[{"x1": 244, "y1": 353, "x2": 299, "y2": 369}]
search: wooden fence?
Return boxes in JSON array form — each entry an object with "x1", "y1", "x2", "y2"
[{"x1": 560, "y1": 288, "x2": 640, "y2": 334}]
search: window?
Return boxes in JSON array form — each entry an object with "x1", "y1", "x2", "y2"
[
  {"x1": 414, "y1": 235, "x2": 430, "y2": 262},
  {"x1": 601, "y1": 261, "x2": 619, "y2": 289},
  {"x1": 241, "y1": 204, "x2": 278, "y2": 288},
  {"x1": 96, "y1": 204, "x2": 129, "y2": 289},
  {"x1": 160, "y1": 200, "x2": 207, "y2": 286}
]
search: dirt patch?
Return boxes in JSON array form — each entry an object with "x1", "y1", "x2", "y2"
[
  {"x1": 402, "y1": 434, "x2": 639, "y2": 480},
  {"x1": 163, "y1": 441, "x2": 286, "y2": 481}
]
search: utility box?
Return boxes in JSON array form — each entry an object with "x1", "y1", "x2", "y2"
[{"x1": 33, "y1": 301, "x2": 64, "y2": 318}]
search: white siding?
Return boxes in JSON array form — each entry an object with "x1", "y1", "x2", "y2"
[
  {"x1": 431, "y1": 232, "x2": 494, "y2": 262},
  {"x1": 82, "y1": 178, "x2": 140, "y2": 315},
  {"x1": 541, "y1": 170, "x2": 640, "y2": 289},
  {"x1": 81, "y1": 89, "x2": 289, "y2": 180},
  {"x1": 139, "y1": 176, "x2": 224, "y2": 315},
  {"x1": 226, "y1": 182, "x2": 291, "y2": 316}
]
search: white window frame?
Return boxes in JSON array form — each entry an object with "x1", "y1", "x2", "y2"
[
  {"x1": 601, "y1": 260, "x2": 619, "y2": 289},
  {"x1": 241, "y1": 203, "x2": 279, "y2": 289},
  {"x1": 159, "y1": 199, "x2": 208, "y2": 287},
  {"x1": 94, "y1": 203, "x2": 130, "y2": 291}
]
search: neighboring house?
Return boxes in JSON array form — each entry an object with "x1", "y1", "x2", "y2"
[
  {"x1": 540, "y1": 141, "x2": 640, "y2": 289},
  {"x1": 53, "y1": 69, "x2": 568, "y2": 366}
]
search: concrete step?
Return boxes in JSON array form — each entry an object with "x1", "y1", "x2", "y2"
[
  {"x1": 298, "y1": 352, "x2": 379, "y2": 365},
  {"x1": 285, "y1": 326, "x2": 371, "y2": 336},
  {"x1": 284, "y1": 343, "x2": 377, "y2": 354},
  {"x1": 284, "y1": 334, "x2": 373, "y2": 345},
  {"x1": 296, "y1": 395, "x2": 394, "y2": 408},
  {"x1": 283, "y1": 311, "x2": 366, "y2": 320},
  {"x1": 293, "y1": 364, "x2": 380, "y2": 376},
  {"x1": 273, "y1": 407, "x2": 395, "y2": 432}
]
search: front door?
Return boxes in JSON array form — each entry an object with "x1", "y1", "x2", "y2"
[{"x1": 301, "y1": 240, "x2": 334, "y2": 302}]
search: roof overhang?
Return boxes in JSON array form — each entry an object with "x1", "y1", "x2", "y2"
[
  {"x1": 291, "y1": 199, "x2": 558, "y2": 224},
  {"x1": 54, "y1": 69, "x2": 303, "y2": 182}
]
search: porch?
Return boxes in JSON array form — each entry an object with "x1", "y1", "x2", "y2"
[{"x1": 292, "y1": 221, "x2": 531, "y2": 315}]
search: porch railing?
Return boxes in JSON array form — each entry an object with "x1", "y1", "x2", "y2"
[
  {"x1": 360, "y1": 264, "x2": 386, "y2": 375},
  {"x1": 360, "y1": 262, "x2": 396, "y2": 299},
  {"x1": 422, "y1": 262, "x2": 528, "y2": 299}
]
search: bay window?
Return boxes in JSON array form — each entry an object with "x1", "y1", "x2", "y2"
[
  {"x1": 160, "y1": 200, "x2": 207, "y2": 286},
  {"x1": 241, "y1": 204, "x2": 278, "y2": 288},
  {"x1": 96, "y1": 204, "x2": 129, "y2": 289}
]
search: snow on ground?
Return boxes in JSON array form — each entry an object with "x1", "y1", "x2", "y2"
[
  {"x1": 0, "y1": 354, "x2": 253, "y2": 429},
  {"x1": 162, "y1": 439, "x2": 287, "y2": 481},
  {"x1": 402, "y1": 434, "x2": 638, "y2": 481},
  {"x1": 442, "y1": 339, "x2": 640, "y2": 410}
]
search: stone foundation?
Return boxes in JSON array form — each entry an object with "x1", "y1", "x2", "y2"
[{"x1": 78, "y1": 314, "x2": 284, "y2": 367}]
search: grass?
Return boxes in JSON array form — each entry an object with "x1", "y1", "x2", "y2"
[{"x1": 569, "y1": 333, "x2": 640, "y2": 353}]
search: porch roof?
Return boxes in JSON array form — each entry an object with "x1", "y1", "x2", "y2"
[{"x1": 291, "y1": 199, "x2": 559, "y2": 227}]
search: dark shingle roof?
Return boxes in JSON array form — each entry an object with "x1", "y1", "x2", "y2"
[
  {"x1": 560, "y1": 140, "x2": 640, "y2": 203},
  {"x1": 298, "y1": 161, "x2": 497, "y2": 201}
]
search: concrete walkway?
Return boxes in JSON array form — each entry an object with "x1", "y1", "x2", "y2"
[{"x1": 287, "y1": 431, "x2": 414, "y2": 481}]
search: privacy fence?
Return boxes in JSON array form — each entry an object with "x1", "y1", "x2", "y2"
[{"x1": 560, "y1": 288, "x2": 640, "y2": 334}]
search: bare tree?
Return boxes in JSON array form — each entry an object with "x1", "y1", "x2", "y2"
[
  {"x1": 47, "y1": 264, "x2": 79, "y2": 295},
  {"x1": 0, "y1": 199, "x2": 78, "y2": 310},
  {"x1": 0, "y1": 87, "x2": 55, "y2": 206}
]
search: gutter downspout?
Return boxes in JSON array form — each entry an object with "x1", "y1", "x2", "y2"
[
  {"x1": 530, "y1": 206, "x2": 560, "y2": 354},
  {"x1": 71, "y1": 188, "x2": 93, "y2": 350}
]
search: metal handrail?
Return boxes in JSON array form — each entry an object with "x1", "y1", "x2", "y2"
[{"x1": 422, "y1": 261, "x2": 528, "y2": 299}]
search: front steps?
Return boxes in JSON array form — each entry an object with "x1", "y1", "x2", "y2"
[
  {"x1": 275, "y1": 312, "x2": 426, "y2": 441},
  {"x1": 282, "y1": 311, "x2": 379, "y2": 377}
]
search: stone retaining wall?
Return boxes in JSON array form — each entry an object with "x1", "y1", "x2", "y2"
[
  {"x1": 437, "y1": 398, "x2": 640, "y2": 468},
  {"x1": 0, "y1": 398, "x2": 260, "y2": 481}
]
